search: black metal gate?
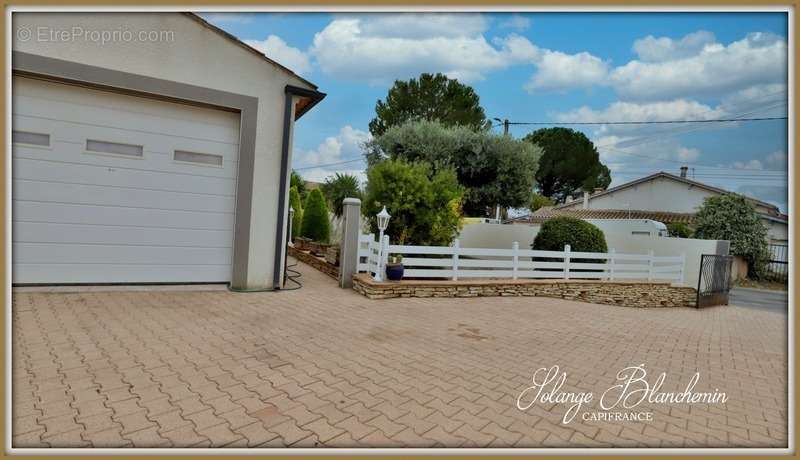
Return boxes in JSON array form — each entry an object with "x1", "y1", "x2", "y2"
[
  {"x1": 767, "y1": 244, "x2": 788, "y2": 283},
  {"x1": 696, "y1": 254, "x2": 734, "y2": 308}
]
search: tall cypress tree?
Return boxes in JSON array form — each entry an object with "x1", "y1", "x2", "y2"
[{"x1": 300, "y1": 189, "x2": 331, "y2": 244}]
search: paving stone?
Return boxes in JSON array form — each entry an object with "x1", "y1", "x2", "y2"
[{"x1": 11, "y1": 260, "x2": 789, "y2": 449}]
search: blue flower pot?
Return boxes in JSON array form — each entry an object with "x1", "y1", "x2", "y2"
[{"x1": 385, "y1": 263, "x2": 404, "y2": 281}]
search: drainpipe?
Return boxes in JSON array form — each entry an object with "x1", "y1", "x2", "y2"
[{"x1": 273, "y1": 85, "x2": 326, "y2": 290}]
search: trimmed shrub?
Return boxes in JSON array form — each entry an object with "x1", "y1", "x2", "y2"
[
  {"x1": 694, "y1": 193, "x2": 770, "y2": 278},
  {"x1": 289, "y1": 186, "x2": 303, "y2": 240},
  {"x1": 532, "y1": 217, "x2": 607, "y2": 253},
  {"x1": 666, "y1": 222, "x2": 694, "y2": 239},
  {"x1": 300, "y1": 189, "x2": 331, "y2": 244}
]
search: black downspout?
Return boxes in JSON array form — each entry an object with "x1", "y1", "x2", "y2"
[{"x1": 273, "y1": 85, "x2": 326, "y2": 289}]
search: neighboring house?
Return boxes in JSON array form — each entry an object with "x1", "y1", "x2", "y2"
[
  {"x1": 513, "y1": 167, "x2": 788, "y2": 244},
  {"x1": 11, "y1": 13, "x2": 325, "y2": 289}
]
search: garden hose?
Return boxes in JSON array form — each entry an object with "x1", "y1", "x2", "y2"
[{"x1": 227, "y1": 258, "x2": 303, "y2": 293}]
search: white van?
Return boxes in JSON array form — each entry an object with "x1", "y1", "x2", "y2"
[{"x1": 583, "y1": 219, "x2": 669, "y2": 238}]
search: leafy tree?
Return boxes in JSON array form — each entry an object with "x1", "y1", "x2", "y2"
[
  {"x1": 532, "y1": 217, "x2": 608, "y2": 253},
  {"x1": 523, "y1": 127, "x2": 611, "y2": 202},
  {"x1": 694, "y1": 194, "x2": 770, "y2": 278},
  {"x1": 300, "y1": 189, "x2": 331, "y2": 243},
  {"x1": 288, "y1": 186, "x2": 304, "y2": 240},
  {"x1": 530, "y1": 193, "x2": 554, "y2": 212},
  {"x1": 291, "y1": 170, "x2": 308, "y2": 201},
  {"x1": 368, "y1": 73, "x2": 488, "y2": 137},
  {"x1": 368, "y1": 120, "x2": 541, "y2": 216},
  {"x1": 666, "y1": 222, "x2": 694, "y2": 239},
  {"x1": 363, "y1": 159, "x2": 463, "y2": 245},
  {"x1": 320, "y1": 173, "x2": 362, "y2": 218}
]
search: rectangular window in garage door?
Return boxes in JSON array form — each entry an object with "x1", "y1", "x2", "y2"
[
  {"x1": 86, "y1": 139, "x2": 144, "y2": 158},
  {"x1": 12, "y1": 130, "x2": 50, "y2": 147},
  {"x1": 174, "y1": 150, "x2": 223, "y2": 167}
]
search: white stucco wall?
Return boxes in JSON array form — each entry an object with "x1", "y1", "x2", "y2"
[{"x1": 12, "y1": 12, "x2": 315, "y2": 288}]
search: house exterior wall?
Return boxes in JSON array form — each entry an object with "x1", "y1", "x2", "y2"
[
  {"x1": 565, "y1": 176, "x2": 778, "y2": 216},
  {"x1": 13, "y1": 12, "x2": 314, "y2": 288}
]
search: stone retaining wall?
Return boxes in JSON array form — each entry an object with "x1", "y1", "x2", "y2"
[
  {"x1": 288, "y1": 246, "x2": 339, "y2": 280},
  {"x1": 352, "y1": 274, "x2": 696, "y2": 308}
]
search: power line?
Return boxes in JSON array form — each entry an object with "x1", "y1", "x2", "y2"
[
  {"x1": 293, "y1": 157, "x2": 364, "y2": 171},
  {"x1": 502, "y1": 116, "x2": 787, "y2": 126}
]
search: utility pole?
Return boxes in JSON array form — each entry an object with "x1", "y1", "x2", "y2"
[{"x1": 493, "y1": 117, "x2": 510, "y2": 136}]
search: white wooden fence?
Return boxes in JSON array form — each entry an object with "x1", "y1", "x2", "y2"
[{"x1": 357, "y1": 235, "x2": 686, "y2": 284}]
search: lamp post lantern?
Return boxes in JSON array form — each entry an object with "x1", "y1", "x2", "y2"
[
  {"x1": 377, "y1": 206, "x2": 390, "y2": 241},
  {"x1": 376, "y1": 206, "x2": 391, "y2": 281}
]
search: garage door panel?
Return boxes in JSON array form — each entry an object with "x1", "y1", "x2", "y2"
[
  {"x1": 15, "y1": 243, "x2": 232, "y2": 265},
  {"x1": 16, "y1": 199, "x2": 233, "y2": 231},
  {"x1": 14, "y1": 178, "x2": 235, "y2": 214},
  {"x1": 12, "y1": 77, "x2": 240, "y2": 283},
  {"x1": 13, "y1": 264, "x2": 231, "y2": 284},
  {"x1": 15, "y1": 222, "x2": 233, "y2": 248},
  {"x1": 14, "y1": 156, "x2": 236, "y2": 197},
  {"x1": 13, "y1": 119, "x2": 239, "y2": 179},
  {"x1": 14, "y1": 79, "x2": 241, "y2": 143}
]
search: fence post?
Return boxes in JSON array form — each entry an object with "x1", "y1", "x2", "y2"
[
  {"x1": 563, "y1": 244, "x2": 571, "y2": 280},
  {"x1": 679, "y1": 252, "x2": 686, "y2": 285},
  {"x1": 379, "y1": 235, "x2": 390, "y2": 282},
  {"x1": 608, "y1": 248, "x2": 615, "y2": 281},
  {"x1": 647, "y1": 250, "x2": 655, "y2": 281},
  {"x1": 338, "y1": 198, "x2": 362, "y2": 288},
  {"x1": 512, "y1": 241, "x2": 519, "y2": 280},
  {"x1": 452, "y1": 238, "x2": 460, "y2": 281}
]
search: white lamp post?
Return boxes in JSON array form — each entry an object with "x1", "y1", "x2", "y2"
[{"x1": 376, "y1": 206, "x2": 390, "y2": 281}]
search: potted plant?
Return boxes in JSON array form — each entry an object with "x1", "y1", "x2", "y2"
[
  {"x1": 312, "y1": 242, "x2": 330, "y2": 257},
  {"x1": 385, "y1": 254, "x2": 404, "y2": 281}
]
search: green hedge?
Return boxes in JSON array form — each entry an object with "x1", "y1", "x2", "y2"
[
  {"x1": 300, "y1": 189, "x2": 331, "y2": 244},
  {"x1": 532, "y1": 217, "x2": 607, "y2": 253},
  {"x1": 289, "y1": 186, "x2": 303, "y2": 239}
]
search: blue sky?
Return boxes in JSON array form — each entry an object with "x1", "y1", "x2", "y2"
[{"x1": 202, "y1": 12, "x2": 789, "y2": 212}]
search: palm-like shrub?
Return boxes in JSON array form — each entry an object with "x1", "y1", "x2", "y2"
[
  {"x1": 300, "y1": 189, "x2": 331, "y2": 244},
  {"x1": 320, "y1": 173, "x2": 361, "y2": 218}
]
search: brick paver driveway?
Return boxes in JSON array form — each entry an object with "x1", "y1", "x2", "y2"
[{"x1": 12, "y1": 258, "x2": 787, "y2": 449}]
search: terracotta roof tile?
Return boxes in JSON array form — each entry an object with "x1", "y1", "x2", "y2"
[{"x1": 513, "y1": 208, "x2": 697, "y2": 224}]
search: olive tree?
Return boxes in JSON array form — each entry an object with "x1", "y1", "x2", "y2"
[{"x1": 694, "y1": 194, "x2": 770, "y2": 278}]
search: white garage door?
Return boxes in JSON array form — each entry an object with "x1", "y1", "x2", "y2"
[{"x1": 12, "y1": 76, "x2": 241, "y2": 284}]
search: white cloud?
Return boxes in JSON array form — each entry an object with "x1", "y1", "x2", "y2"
[
  {"x1": 765, "y1": 150, "x2": 787, "y2": 169},
  {"x1": 499, "y1": 14, "x2": 531, "y2": 31},
  {"x1": 356, "y1": 13, "x2": 488, "y2": 39},
  {"x1": 556, "y1": 99, "x2": 723, "y2": 124},
  {"x1": 611, "y1": 32, "x2": 787, "y2": 100},
  {"x1": 525, "y1": 50, "x2": 609, "y2": 92},
  {"x1": 632, "y1": 30, "x2": 716, "y2": 62},
  {"x1": 594, "y1": 134, "x2": 702, "y2": 168},
  {"x1": 293, "y1": 125, "x2": 371, "y2": 177},
  {"x1": 245, "y1": 35, "x2": 312, "y2": 75},
  {"x1": 732, "y1": 159, "x2": 764, "y2": 170},
  {"x1": 676, "y1": 147, "x2": 700, "y2": 162},
  {"x1": 309, "y1": 15, "x2": 538, "y2": 84}
]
